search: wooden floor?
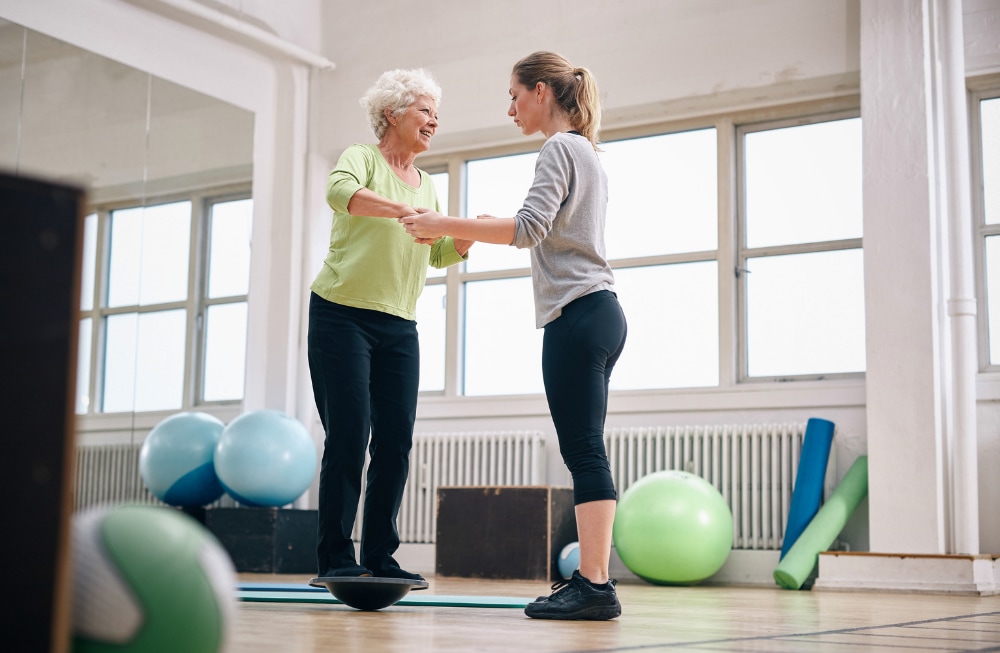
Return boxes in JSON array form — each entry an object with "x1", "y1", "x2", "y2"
[{"x1": 232, "y1": 573, "x2": 1000, "y2": 652}]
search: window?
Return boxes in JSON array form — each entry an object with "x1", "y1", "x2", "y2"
[
  {"x1": 975, "y1": 91, "x2": 1000, "y2": 366},
  {"x1": 462, "y1": 153, "x2": 540, "y2": 395},
  {"x1": 416, "y1": 171, "x2": 450, "y2": 392},
  {"x1": 602, "y1": 129, "x2": 719, "y2": 390},
  {"x1": 739, "y1": 116, "x2": 865, "y2": 380},
  {"x1": 76, "y1": 190, "x2": 252, "y2": 415},
  {"x1": 464, "y1": 277, "x2": 543, "y2": 396},
  {"x1": 460, "y1": 128, "x2": 722, "y2": 394},
  {"x1": 414, "y1": 104, "x2": 865, "y2": 400}
]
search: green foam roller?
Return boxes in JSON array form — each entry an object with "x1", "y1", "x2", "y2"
[{"x1": 773, "y1": 455, "x2": 868, "y2": 590}]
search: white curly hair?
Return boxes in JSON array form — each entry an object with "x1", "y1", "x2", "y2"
[{"x1": 361, "y1": 68, "x2": 442, "y2": 140}]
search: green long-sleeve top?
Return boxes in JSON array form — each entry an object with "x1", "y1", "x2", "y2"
[{"x1": 310, "y1": 144, "x2": 467, "y2": 320}]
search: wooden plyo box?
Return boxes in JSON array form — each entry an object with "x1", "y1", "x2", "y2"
[
  {"x1": 204, "y1": 507, "x2": 317, "y2": 574},
  {"x1": 435, "y1": 486, "x2": 577, "y2": 581}
]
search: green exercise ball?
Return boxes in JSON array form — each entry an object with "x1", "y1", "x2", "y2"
[
  {"x1": 613, "y1": 470, "x2": 733, "y2": 585},
  {"x1": 71, "y1": 505, "x2": 235, "y2": 652}
]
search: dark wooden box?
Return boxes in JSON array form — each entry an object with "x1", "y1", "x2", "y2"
[
  {"x1": 3, "y1": 173, "x2": 84, "y2": 653},
  {"x1": 204, "y1": 507, "x2": 316, "y2": 573},
  {"x1": 435, "y1": 486, "x2": 576, "y2": 581}
]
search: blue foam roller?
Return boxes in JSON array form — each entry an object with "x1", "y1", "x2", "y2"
[
  {"x1": 774, "y1": 455, "x2": 868, "y2": 590},
  {"x1": 780, "y1": 417, "x2": 835, "y2": 559}
]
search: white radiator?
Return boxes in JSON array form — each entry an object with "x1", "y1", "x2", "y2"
[
  {"x1": 604, "y1": 423, "x2": 807, "y2": 551},
  {"x1": 73, "y1": 444, "x2": 233, "y2": 511},
  {"x1": 75, "y1": 425, "x2": 803, "y2": 551},
  {"x1": 363, "y1": 430, "x2": 547, "y2": 543},
  {"x1": 74, "y1": 444, "x2": 158, "y2": 510},
  {"x1": 74, "y1": 432, "x2": 547, "y2": 546}
]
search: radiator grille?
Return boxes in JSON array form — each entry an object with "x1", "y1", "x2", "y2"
[
  {"x1": 365, "y1": 430, "x2": 547, "y2": 543},
  {"x1": 74, "y1": 444, "x2": 233, "y2": 511},
  {"x1": 73, "y1": 425, "x2": 804, "y2": 551},
  {"x1": 73, "y1": 431, "x2": 547, "y2": 546},
  {"x1": 605, "y1": 423, "x2": 806, "y2": 550},
  {"x1": 74, "y1": 444, "x2": 157, "y2": 510}
]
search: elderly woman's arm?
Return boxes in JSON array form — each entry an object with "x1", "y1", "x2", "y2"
[
  {"x1": 346, "y1": 187, "x2": 415, "y2": 219},
  {"x1": 327, "y1": 147, "x2": 415, "y2": 218}
]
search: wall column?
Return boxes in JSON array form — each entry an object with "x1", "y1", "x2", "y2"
[{"x1": 816, "y1": 0, "x2": 989, "y2": 593}]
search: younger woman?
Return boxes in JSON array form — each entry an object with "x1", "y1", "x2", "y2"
[{"x1": 400, "y1": 51, "x2": 627, "y2": 620}]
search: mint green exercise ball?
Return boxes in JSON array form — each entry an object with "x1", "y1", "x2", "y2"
[
  {"x1": 71, "y1": 505, "x2": 235, "y2": 652},
  {"x1": 613, "y1": 470, "x2": 733, "y2": 585}
]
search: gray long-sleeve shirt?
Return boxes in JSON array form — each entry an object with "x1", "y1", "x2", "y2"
[{"x1": 512, "y1": 131, "x2": 615, "y2": 328}]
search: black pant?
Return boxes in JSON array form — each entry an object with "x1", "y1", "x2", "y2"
[
  {"x1": 542, "y1": 290, "x2": 627, "y2": 505},
  {"x1": 307, "y1": 293, "x2": 419, "y2": 574}
]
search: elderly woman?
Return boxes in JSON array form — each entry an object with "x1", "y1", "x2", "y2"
[{"x1": 308, "y1": 69, "x2": 470, "y2": 581}]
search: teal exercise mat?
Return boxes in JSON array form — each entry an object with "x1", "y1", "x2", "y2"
[
  {"x1": 236, "y1": 589, "x2": 530, "y2": 608},
  {"x1": 237, "y1": 582, "x2": 326, "y2": 592}
]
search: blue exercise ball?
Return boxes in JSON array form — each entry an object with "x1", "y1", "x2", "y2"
[
  {"x1": 613, "y1": 470, "x2": 733, "y2": 585},
  {"x1": 558, "y1": 541, "x2": 580, "y2": 580},
  {"x1": 213, "y1": 410, "x2": 317, "y2": 507},
  {"x1": 139, "y1": 412, "x2": 226, "y2": 507}
]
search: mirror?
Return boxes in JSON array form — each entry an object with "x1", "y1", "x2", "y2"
[{"x1": 0, "y1": 20, "x2": 254, "y2": 432}]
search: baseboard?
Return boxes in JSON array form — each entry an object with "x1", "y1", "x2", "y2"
[
  {"x1": 393, "y1": 544, "x2": 784, "y2": 586},
  {"x1": 609, "y1": 548, "x2": 783, "y2": 587},
  {"x1": 815, "y1": 551, "x2": 1000, "y2": 595}
]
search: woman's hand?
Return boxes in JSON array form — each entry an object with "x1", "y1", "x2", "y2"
[{"x1": 399, "y1": 208, "x2": 448, "y2": 240}]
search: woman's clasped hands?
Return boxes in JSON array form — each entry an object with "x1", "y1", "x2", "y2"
[
  {"x1": 399, "y1": 207, "x2": 442, "y2": 242},
  {"x1": 400, "y1": 210, "x2": 495, "y2": 244}
]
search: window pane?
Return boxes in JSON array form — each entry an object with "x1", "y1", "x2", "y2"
[
  {"x1": 80, "y1": 212, "x2": 97, "y2": 310},
  {"x1": 416, "y1": 283, "x2": 446, "y2": 391},
  {"x1": 985, "y1": 236, "x2": 1000, "y2": 364},
  {"x1": 610, "y1": 263, "x2": 719, "y2": 390},
  {"x1": 746, "y1": 249, "x2": 865, "y2": 377},
  {"x1": 76, "y1": 318, "x2": 92, "y2": 414},
  {"x1": 745, "y1": 118, "x2": 862, "y2": 248},
  {"x1": 465, "y1": 153, "x2": 536, "y2": 272},
  {"x1": 108, "y1": 201, "x2": 191, "y2": 307},
  {"x1": 603, "y1": 129, "x2": 718, "y2": 259},
  {"x1": 427, "y1": 172, "x2": 448, "y2": 279},
  {"x1": 983, "y1": 98, "x2": 1000, "y2": 225},
  {"x1": 203, "y1": 302, "x2": 247, "y2": 402},
  {"x1": 464, "y1": 277, "x2": 542, "y2": 395},
  {"x1": 103, "y1": 310, "x2": 186, "y2": 412},
  {"x1": 208, "y1": 198, "x2": 252, "y2": 298},
  {"x1": 430, "y1": 171, "x2": 449, "y2": 215}
]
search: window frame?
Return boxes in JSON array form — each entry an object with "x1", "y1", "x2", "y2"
[
  {"x1": 971, "y1": 76, "x2": 1000, "y2": 378},
  {"x1": 414, "y1": 96, "x2": 865, "y2": 412},
  {"x1": 76, "y1": 183, "x2": 252, "y2": 429},
  {"x1": 735, "y1": 109, "x2": 865, "y2": 383}
]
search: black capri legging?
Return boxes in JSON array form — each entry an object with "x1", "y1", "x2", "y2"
[{"x1": 541, "y1": 290, "x2": 627, "y2": 505}]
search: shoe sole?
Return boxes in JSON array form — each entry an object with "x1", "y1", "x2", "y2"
[{"x1": 524, "y1": 605, "x2": 621, "y2": 621}]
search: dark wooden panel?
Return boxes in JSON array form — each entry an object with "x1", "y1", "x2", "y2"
[
  {"x1": 435, "y1": 486, "x2": 576, "y2": 581},
  {"x1": 205, "y1": 507, "x2": 317, "y2": 573},
  {"x1": 1, "y1": 172, "x2": 84, "y2": 653}
]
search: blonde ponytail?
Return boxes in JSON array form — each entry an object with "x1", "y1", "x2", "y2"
[{"x1": 512, "y1": 51, "x2": 602, "y2": 150}]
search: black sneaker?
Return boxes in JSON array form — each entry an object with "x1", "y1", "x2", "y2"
[
  {"x1": 369, "y1": 564, "x2": 426, "y2": 583},
  {"x1": 524, "y1": 570, "x2": 621, "y2": 620},
  {"x1": 320, "y1": 564, "x2": 372, "y2": 578}
]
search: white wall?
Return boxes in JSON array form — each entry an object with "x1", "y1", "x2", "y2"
[
  {"x1": 316, "y1": 0, "x2": 862, "y2": 155},
  {"x1": 0, "y1": 34, "x2": 253, "y2": 195}
]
